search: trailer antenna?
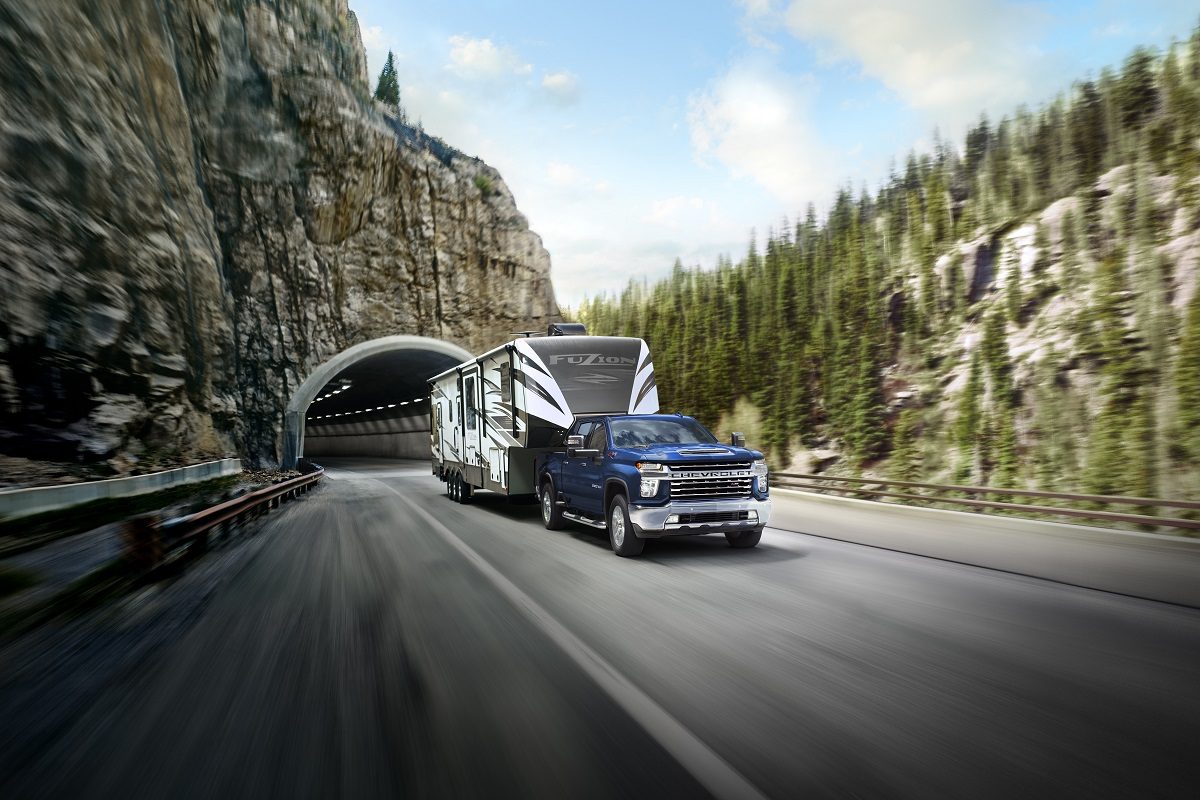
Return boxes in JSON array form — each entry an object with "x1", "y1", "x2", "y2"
[{"x1": 512, "y1": 330, "x2": 541, "y2": 338}]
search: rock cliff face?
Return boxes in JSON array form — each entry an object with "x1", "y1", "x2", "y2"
[{"x1": 0, "y1": 0, "x2": 558, "y2": 471}]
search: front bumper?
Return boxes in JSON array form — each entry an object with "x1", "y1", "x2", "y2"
[{"x1": 628, "y1": 497, "x2": 772, "y2": 538}]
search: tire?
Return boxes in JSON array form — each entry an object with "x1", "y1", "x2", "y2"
[
  {"x1": 607, "y1": 494, "x2": 644, "y2": 557},
  {"x1": 540, "y1": 481, "x2": 564, "y2": 530},
  {"x1": 446, "y1": 472, "x2": 456, "y2": 501},
  {"x1": 457, "y1": 473, "x2": 474, "y2": 505},
  {"x1": 725, "y1": 526, "x2": 763, "y2": 549}
]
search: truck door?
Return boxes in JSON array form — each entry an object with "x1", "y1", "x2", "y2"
[
  {"x1": 561, "y1": 419, "x2": 596, "y2": 508},
  {"x1": 574, "y1": 423, "x2": 608, "y2": 517}
]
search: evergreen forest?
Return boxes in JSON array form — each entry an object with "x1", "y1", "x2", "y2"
[{"x1": 575, "y1": 28, "x2": 1200, "y2": 502}]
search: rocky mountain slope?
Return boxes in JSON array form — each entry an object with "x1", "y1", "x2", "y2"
[
  {"x1": 0, "y1": 0, "x2": 558, "y2": 473},
  {"x1": 579, "y1": 33, "x2": 1200, "y2": 502}
]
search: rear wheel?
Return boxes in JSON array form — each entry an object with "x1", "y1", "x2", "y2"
[
  {"x1": 457, "y1": 473, "x2": 474, "y2": 504},
  {"x1": 607, "y1": 494, "x2": 644, "y2": 557},
  {"x1": 725, "y1": 526, "x2": 763, "y2": 549},
  {"x1": 447, "y1": 472, "x2": 458, "y2": 501},
  {"x1": 540, "y1": 482, "x2": 564, "y2": 530}
]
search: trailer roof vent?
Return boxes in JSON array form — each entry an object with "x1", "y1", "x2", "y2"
[{"x1": 547, "y1": 322, "x2": 587, "y2": 336}]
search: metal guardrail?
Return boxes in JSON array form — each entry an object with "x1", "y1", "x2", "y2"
[
  {"x1": 0, "y1": 458, "x2": 242, "y2": 521},
  {"x1": 122, "y1": 466, "x2": 324, "y2": 569},
  {"x1": 775, "y1": 472, "x2": 1200, "y2": 532}
]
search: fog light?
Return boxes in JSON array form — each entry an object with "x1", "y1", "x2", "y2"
[
  {"x1": 747, "y1": 510, "x2": 758, "y2": 520},
  {"x1": 666, "y1": 514, "x2": 680, "y2": 524},
  {"x1": 640, "y1": 479, "x2": 659, "y2": 497}
]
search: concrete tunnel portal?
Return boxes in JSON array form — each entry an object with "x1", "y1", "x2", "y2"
[{"x1": 282, "y1": 335, "x2": 473, "y2": 468}]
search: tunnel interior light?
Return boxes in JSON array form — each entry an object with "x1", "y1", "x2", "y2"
[{"x1": 388, "y1": 404, "x2": 396, "y2": 408}]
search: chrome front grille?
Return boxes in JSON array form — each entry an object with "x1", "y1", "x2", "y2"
[{"x1": 669, "y1": 462, "x2": 752, "y2": 499}]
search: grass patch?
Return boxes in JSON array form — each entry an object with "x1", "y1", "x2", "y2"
[{"x1": 0, "y1": 475, "x2": 240, "y2": 557}]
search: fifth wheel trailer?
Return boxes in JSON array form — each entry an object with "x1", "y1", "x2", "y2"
[{"x1": 430, "y1": 324, "x2": 658, "y2": 501}]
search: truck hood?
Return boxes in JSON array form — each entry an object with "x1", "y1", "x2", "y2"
[{"x1": 612, "y1": 443, "x2": 763, "y2": 465}]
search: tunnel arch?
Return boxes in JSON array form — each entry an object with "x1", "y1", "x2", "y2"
[{"x1": 282, "y1": 335, "x2": 473, "y2": 468}]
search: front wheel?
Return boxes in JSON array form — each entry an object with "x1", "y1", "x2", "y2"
[
  {"x1": 607, "y1": 495, "x2": 644, "y2": 557},
  {"x1": 725, "y1": 526, "x2": 763, "y2": 549},
  {"x1": 540, "y1": 482, "x2": 564, "y2": 530}
]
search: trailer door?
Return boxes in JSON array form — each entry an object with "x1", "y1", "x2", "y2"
[{"x1": 463, "y1": 369, "x2": 482, "y2": 479}]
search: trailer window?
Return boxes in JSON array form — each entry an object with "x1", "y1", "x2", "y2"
[
  {"x1": 465, "y1": 377, "x2": 477, "y2": 431},
  {"x1": 500, "y1": 364, "x2": 511, "y2": 404}
]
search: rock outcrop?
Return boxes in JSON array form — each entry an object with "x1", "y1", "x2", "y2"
[{"x1": 0, "y1": 0, "x2": 558, "y2": 470}]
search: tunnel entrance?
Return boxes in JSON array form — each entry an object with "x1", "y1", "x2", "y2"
[{"x1": 282, "y1": 336, "x2": 472, "y2": 468}]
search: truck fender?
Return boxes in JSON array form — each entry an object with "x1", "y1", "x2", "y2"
[{"x1": 603, "y1": 476, "x2": 630, "y2": 511}]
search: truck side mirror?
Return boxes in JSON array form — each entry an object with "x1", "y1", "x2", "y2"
[
  {"x1": 731, "y1": 432, "x2": 746, "y2": 448},
  {"x1": 565, "y1": 434, "x2": 600, "y2": 458}
]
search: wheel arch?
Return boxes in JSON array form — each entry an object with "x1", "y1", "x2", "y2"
[{"x1": 604, "y1": 477, "x2": 629, "y2": 511}]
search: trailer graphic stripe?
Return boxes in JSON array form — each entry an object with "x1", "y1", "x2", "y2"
[
  {"x1": 636, "y1": 375, "x2": 658, "y2": 407},
  {"x1": 513, "y1": 370, "x2": 566, "y2": 415}
]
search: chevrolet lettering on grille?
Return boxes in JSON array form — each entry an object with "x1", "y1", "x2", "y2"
[{"x1": 673, "y1": 470, "x2": 751, "y2": 480}]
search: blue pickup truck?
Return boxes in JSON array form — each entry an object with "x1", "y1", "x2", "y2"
[{"x1": 535, "y1": 414, "x2": 771, "y2": 556}]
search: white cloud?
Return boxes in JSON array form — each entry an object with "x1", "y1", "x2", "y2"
[
  {"x1": 360, "y1": 25, "x2": 386, "y2": 51},
  {"x1": 546, "y1": 161, "x2": 582, "y2": 186},
  {"x1": 447, "y1": 35, "x2": 532, "y2": 79},
  {"x1": 783, "y1": 0, "x2": 1046, "y2": 132},
  {"x1": 738, "y1": 0, "x2": 776, "y2": 16},
  {"x1": 647, "y1": 196, "x2": 708, "y2": 228},
  {"x1": 541, "y1": 71, "x2": 581, "y2": 105},
  {"x1": 688, "y1": 61, "x2": 834, "y2": 211}
]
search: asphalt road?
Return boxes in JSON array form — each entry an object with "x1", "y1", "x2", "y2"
[{"x1": 3, "y1": 457, "x2": 1199, "y2": 799}]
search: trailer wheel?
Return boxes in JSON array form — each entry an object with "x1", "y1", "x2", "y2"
[
  {"x1": 448, "y1": 472, "x2": 458, "y2": 501},
  {"x1": 607, "y1": 494, "x2": 644, "y2": 557},
  {"x1": 725, "y1": 526, "x2": 763, "y2": 549},
  {"x1": 540, "y1": 482, "x2": 564, "y2": 530},
  {"x1": 456, "y1": 473, "x2": 474, "y2": 505}
]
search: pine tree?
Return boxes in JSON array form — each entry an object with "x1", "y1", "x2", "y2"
[
  {"x1": 846, "y1": 337, "x2": 887, "y2": 462},
  {"x1": 1178, "y1": 285, "x2": 1200, "y2": 456},
  {"x1": 957, "y1": 353, "x2": 983, "y2": 475},
  {"x1": 1005, "y1": 253, "x2": 1022, "y2": 322},
  {"x1": 374, "y1": 51, "x2": 401, "y2": 112},
  {"x1": 1117, "y1": 48, "x2": 1159, "y2": 130},
  {"x1": 993, "y1": 408, "x2": 1019, "y2": 488},
  {"x1": 982, "y1": 306, "x2": 1012, "y2": 406},
  {"x1": 890, "y1": 407, "x2": 921, "y2": 479}
]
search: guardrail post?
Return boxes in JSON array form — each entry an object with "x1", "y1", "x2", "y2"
[{"x1": 122, "y1": 513, "x2": 162, "y2": 570}]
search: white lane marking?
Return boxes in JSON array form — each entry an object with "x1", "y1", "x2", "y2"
[{"x1": 375, "y1": 480, "x2": 770, "y2": 800}]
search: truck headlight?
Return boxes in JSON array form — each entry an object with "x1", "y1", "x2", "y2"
[
  {"x1": 640, "y1": 479, "x2": 660, "y2": 497},
  {"x1": 752, "y1": 459, "x2": 768, "y2": 493}
]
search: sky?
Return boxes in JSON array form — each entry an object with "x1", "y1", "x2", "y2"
[{"x1": 350, "y1": 0, "x2": 1198, "y2": 307}]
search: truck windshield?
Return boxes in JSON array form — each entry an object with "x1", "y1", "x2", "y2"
[{"x1": 609, "y1": 418, "x2": 718, "y2": 448}]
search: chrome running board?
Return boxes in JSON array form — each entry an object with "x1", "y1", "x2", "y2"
[{"x1": 562, "y1": 511, "x2": 606, "y2": 530}]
